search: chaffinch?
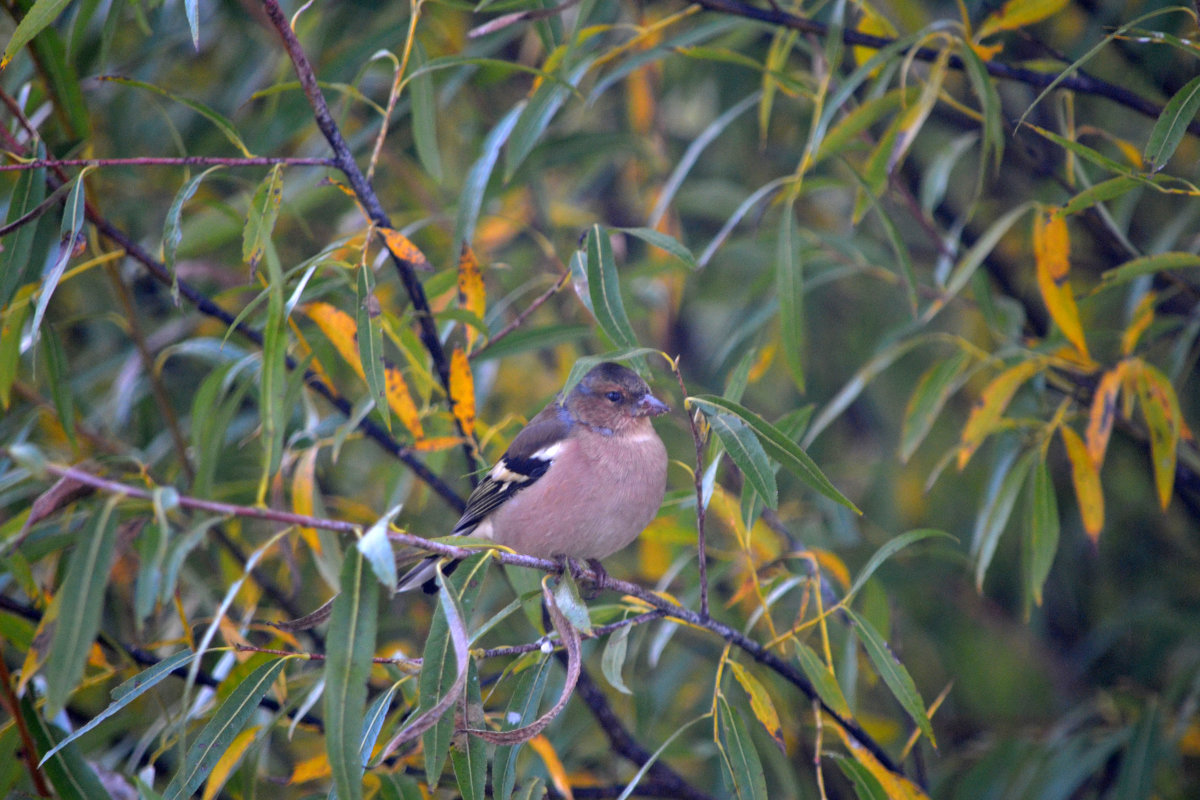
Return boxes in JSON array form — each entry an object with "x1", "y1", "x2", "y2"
[{"x1": 398, "y1": 361, "x2": 669, "y2": 591}]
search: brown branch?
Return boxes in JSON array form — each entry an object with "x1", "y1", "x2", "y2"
[
  {"x1": 470, "y1": 269, "x2": 572, "y2": 360},
  {"x1": 0, "y1": 156, "x2": 335, "y2": 170},
  {"x1": 0, "y1": 654, "x2": 52, "y2": 797}
]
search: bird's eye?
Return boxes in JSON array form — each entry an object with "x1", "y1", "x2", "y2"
[{"x1": 605, "y1": 391, "x2": 623, "y2": 403}]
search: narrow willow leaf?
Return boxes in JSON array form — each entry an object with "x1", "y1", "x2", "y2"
[
  {"x1": 1032, "y1": 210, "x2": 1089, "y2": 360},
  {"x1": 794, "y1": 641, "x2": 851, "y2": 717},
  {"x1": 829, "y1": 753, "x2": 888, "y2": 800},
  {"x1": 1101, "y1": 251, "x2": 1200, "y2": 287},
  {"x1": 356, "y1": 265, "x2": 390, "y2": 431},
  {"x1": 457, "y1": 244, "x2": 486, "y2": 354},
  {"x1": 102, "y1": 76, "x2": 253, "y2": 156},
  {"x1": 618, "y1": 226, "x2": 698, "y2": 269},
  {"x1": 163, "y1": 658, "x2": 290, "y2": 800},
  {"x1": 1060, "y1": 176, "x2": 1141, "y2": 217},
  {"x1": 777, "y1": 196, "x2": 805, "y2": 392},
  {"x1": 845, "y1": 609, "x2": 935, "y2": 747},
  {"x1": 258, "y1": 284, "x2": 287, "y2": 497},
  {"x1": 185, "y1": 0, "x2": 199, "y2": 47},
  {"x1": 1114, "y1": 699, "x2": 1162, "y2": 799},
  {"x1": 1134, "y1": 362, "x2": 1181, "y2": 510},
  {"x1": 41, "y1": 650, "x2": 199, "y2": 765},
  {"x1": 601, "y1": 624, "x2": 633, "y2": 695},
  {"x1": 357, "y1": 504, "x2": 402, "y2": 589},
  {"x1": 1026, "y1": 460, "x2": 1059, "y2": 607},
  {"x1": 1145, "y1": 74, "x2": 1200, "y2": 171},
  {"x1": 958, "y1": 359, "x2": 1044, "y2": 470},
  {"x1": 828, "y1": 721, "x2": 931, "y2": 799},
  {"x1": 31, "y1": 168, "x2": 89, "y2": 348},
  {"x1": 1087, "y1": 364, "x2": 1126, "y2": 468},
  {"x1": 976, "y1": 0, "x2": 1070, "y2": 39},
  {"x1": 455, "y1": 104, "x2": 522, "y2": 248},
  {"x1": 973, "y1": 449, "x2": 1036, "y2": 591},
  {"x1": 716, "y1": 696, "x2": 768, "y2": 800},
  {"x1": 41, "y1": 325, "x2": 76, "y2": 450},
  {"x1": 450, "y1": 662, "x2": 486, "y2": 800},
  {"x1": 728, "y1": 661, "x2": 784, "y2": 751},
  {"x1": 957, "y1": 43, "x2": 1004, "y2": 173},
  {"x1": 493, "y1": 655, "x2": 553, "y2": 800},
  {"x1": 44, "y1": 496, "x2": 120, "y2": 718},
  {"x1": 552, "y1": 571, "x2": 592, "y2": 635},
  {"x1": 926, "y1": 202, "x2": 1033, "y2": 323},
  {"x1": 409, "y1": 42, "x2": 443, "y2": 183},
  {"x1": 0, "y1": 301, "x2": 31, "y2": 410},
  {"x1": 505, "y1": 60, "x2": 590, "y2": 180},
  {"x1": 699, "y1": 408, "x2": 777, "y2": 508},
  {"x1": 324, "y1": 549, "x2": 379, "y2": 800},
  {"x1": 1061, "y1": 426, "x2": 1104, "y2": 542},
  {"x1": 243, "y1": 164, "x2": 283, "y2": 275},
  {"x1": 361, "y1": 682, "x2": 400, "y2": 768},
  {"x1": 449, "y1": 346, "x2": 476, "y2": 437},
  {"x1": 1, "y1": 0, "x2": 72, "y2": 68},
  {"x1": 901, "y1": 352, "x2": 971, "y2": 462},
  {"x1": 0, "y1": 151, "x2": 47, "y2": 309},
  {"x1": 847, "y1": 529, "x2": 954, "y2": 605},
  {"x1": 20, "y1": 695, "x2": 112, "y2": 800},
  {"x1": 690, "y1": 395, "x2": 857, "y2": 512},
  {"x1": 164, "y1": 166, "x2": 222, "y2": 305},
  {"x1": 584, "y1": 225, "x2": 640, "y2": 351}
]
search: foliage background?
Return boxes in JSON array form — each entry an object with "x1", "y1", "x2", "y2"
[{"x1": 1, "y1": 0, "x2": 1199, "y2": 797}]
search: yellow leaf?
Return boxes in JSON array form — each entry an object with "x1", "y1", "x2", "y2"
[
  {"x1": 828, "y1": 719, "x2": 931, "y2": 799},
  {"x1": 853, "y1": 2, "x2": 899, "y2": 69},
  {"x1": 958, "y1": 359, "x2": 1043, "y2": 469},
  {"x1": 1120, "y1": 291, "x2": 1156, "y2": 356},
  {"x1": 411, "y1": 436, "x2": 466, "y2": 452},
  {"x1": 1060, "y1": 426, "x2": 1104, "y2": 542},
  {"x1": 456, "y1": 244, "x2": 487, "y2": 354},
  {"x1": 289, "y1": 752, "x2": 332, "y2": 784},
  {"x1": 1086, "y1": 363, "x2": 1126, "y2": 469},
  {"x1": 528, "y1": 735, "x2": 574, "y2": 800},
  {"x1": 728, "y1": 661, "x2": 785, "y2": 752},
  {"x1": 806, "y1": 548, "x2": 851, "y2": 591},
  {"x1": 977, "y1": 0, "x2": 1070, "y2": 40},
  {"x1": 449, "y1": 346, "x2": 476, "y2": 437},
  {"x1": 383, "y1": 361, "x2": 425, "y2": 440},
  {"x1": 626, "y1": 62, "x2": 657, "y2": 135},
  {"x1": 291, "y1": 446, "x2": 321, "y2": 552},
  {"x1": 202, "y1": 726, "x2": 260, "y2": 800},
  {"x1": 1033, "y1": 210, "x2": 1090, "y2": 361},
  {"x1": 379, "y1": 226, "x2": 431, "y2": 272},
  {"x1": 1134, "y1": 361, "x2": 1182, "y2": 510}
]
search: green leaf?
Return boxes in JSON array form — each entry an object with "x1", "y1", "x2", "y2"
[
  {"x1": 505, "y1": 60, "x2": 589, "y2": 180},
  {"x1": 0, "y1": 301, "x2": 31, "y2": 409},
  {"x1": 1059, "y1": 176, "x2": 1142, "y2": 218},
  {"x1": 794, "y1": 641, "x2": 851, "y2": 718},
  {"x1": 361, "y1": 682, "x2": 400, "y2": 768},
  {"x1": 0, "y1": 149, "x2": 47, "y2": 309},
  {"x1": 900, "y1": 351, "x2": 971, "y2": 462},
  {"x1": 324, "y1": 549, "x2": 379, "y2": 800},
  {"x1": 493, "y1": 655, "x2": 553, "y2": 800},
  {"x1": 455, "y1": 104, "x2": 522, "y2": 248},
  {"x1": 617, "y1": 226, "x2": 698, "y2": 270},
  {"x1": 777, "y1": 196, "x2": 805, "y2": 392},
  {"x1": 584, "y1": 225, "x2": 641, "y2": 352},
  {"x1": 1025, "y1": 460, "x2": 1059, "y2": 607},
  {"x1": 449, "y1": 661, "x2": 486, "y2": 800},
  {"x1": 553, "y1": 571, "x2": 593, "y2": 635},
  {"x1": 1101, "y1": 251, "x2": 1200, "y2": 287},
  {"x1": 1114, "y1": 699, "x2": 1162, "y2": 800},
  {"x1": 690, "y1": 395, "x2": 858, "y2": 512},
  {"x1": 973, "y1": 448, "x2": 1037, "y2": 592},
  {"x1": 409, "y1": 43, "x2": 443, "y2": 184},
  {"x1": 828, "y1": 753, "x2": 888, "y2": 800},
  {"x1": 357, "y1": 265, "x2": 390, "y2": 432},
  {"x1": 43, "y1": 495, "x2": 121, "y2": 718},
  {"x1": 20, "y1": 694, "x2": 112, "y2": 800},
  {"x1": 601, "y1": 624, "x2": 634, "y2": 695},
  {"x1": 1, "y1": 0, "x2": 73, "y2": 69},
  {"x1": 846, "y1": 529, "x2": 955, "y2": 607},
  {"x1": 40, "y1": 325, "x2": 75, "y2": 450},
  {"x1": 243, "y1": 164, "x2": 283, "y2": 275},
  {"x1": 102, "y1": 76, "x2": 253, "y2": 156},
  {"x1": 716, "y1": 696, "x2": 768, "y2": 800},
  {"x1": 699, "y1": 408, "x2": 777, "y2": 508},
  {"x1": 30, "y1": 168, "x2": 90, "y2": 349},
  {"x1": 258, "y1": 282, "x2": 287, "y2": 500},
  {"x1": 1145, "y1": 74, "x2": 1200, "y2": 171},
  {"x1": 40, "y1": 650, "x2": 200, "y2": 766},
  {"x1": 845, "y1": 609, "x2": 935, "y2": 747},
  {"x1": 163, "y1": 657, "x2": 290, "y2": 800},
  {"x1": 925, "y1": 202, "x2": 1033, "y2": 324},
  {"x1": 358, "y1": 504, "x2": 401, "y2": 588},
  {"x1": 164, "y1": 166, "x2": 222, "y2": 306}
]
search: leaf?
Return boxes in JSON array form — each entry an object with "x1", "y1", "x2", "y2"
[
  {"x1": 1086, "y1": 364, "x2": 1126, "y2": 468},
  {"x1": 163, "y1": 166, "x2": 222, "y2": 305},
  {"x1": 901, "y1": 352, "x2": 971, "y2": 462},
  {"x1": 617, "y1": 227, "x2": 698, "y2": 269},
  {"x1": 716, "y1": 696, "x2": 768, "y2": 800},
  {"x1": 690, "y1": 395, "x2": 859, "y2": 512},
  {"x1": 505, "y1": 60, "x2": 589, "y2": 180},
  {"x1": 728, "y1": 662, "x2": 784, "y2": 752},
  {"x1": 40, "y1": 650, "x2": 200, "y2": 765},
  {"x1": 200, "y1": 726, "x2": 258, "y2": 800},
  {"x1": 601, "y1": 624, "x2": 633, "y2": 695},
  {"x1": 583, "y1": 225, "x2": 640, "y2": 351},
  {"x1": 449, "y1": 346, "x2": 476, "y2": 437},
  {"x1": 31, "y1": 167, "x2": 90, "y2": 350},
  {"x1": 0, "y1": 301, "x2": 30, "y2": 410},
  {"x1": 976, "y1": 0, "x2": 1070, "y2": 40},
  {"x1": 1101, "y1": 252, "x2": 1200, "y2": 287},
  {"x1": 258, "y1": 282, "x2": 287, "y2": 500},
  {"x1": 493, "y1": 655, "x2": 553, "y2": 800},
  {"x1": 101, "y1": 76, "x2": 253, "y2": 156},
  {"x1": 457, "y1": 244, "x2": 487, "y2": 354},
  {"x1": 408, "y1": 42, "x2": 443, "y2": 183},
  {"x1": 1120, "y1": 291, "x2": 1157, "y2": 356},
  {"x1": 1, "y1": 0, "x2": 73, "y2": 68},
  {"x1": 41, "y1": 325, "x2": 76, "y2": 450},
  {"x1": 1134, "y1": 361, "x2": 1182, "y2": 510},
  {"x1": 450, "y1": 662, "x2": 486, "y2": 800},
  {"x1": 846, "y1": 609, "x2": 935, "y2": 746},
  {"x1": 924, "y1": 202, "x2": 1033, "y2": 323},
  {"x1": 1060, "y1": 426, "x2": 1104, "y2": 542},
  {"x1": 324, "y1": 549, "x2": 379, "y2": 800},
  {"x1": 1059, "y1": 176, "x2": 1142, "y2": 218},
  {"x1": 777, "y1": 196, "x2": 805, "y2": 392},
  {"x1": 163, "y1": 658, "x2": 290, "y2": 800},
  {"x1": 20, "y1": 694, "x2": 113, "y2": 800},
  {"x1": 244, "y1": 164, "x2": 283, "y2": 274},
  {"x1": 456, "y1": 104, "x2": 522, "y2": 248},
  {"x1": 358, "y1": 504, "x2": 402, "y2": 589},
  {"x1": 972, "y1": 449, "x2": 1036, "y2": 591},
  {"x1": 0, "y1": 152, "x2": 47, "y2": 310},
  {"x1": 1026, "y1": 460, "x2": 1059, "y2": 607},
  {"x1": 357, "y1": 265, "x2": 390, "y2": 431},
  {"x1": 794, "y1": 641, "x2": 851, "y2": 718},
  {"x1": 43, "y1": 496, "x2": 121, "y2": 718},
  {"x1": 829, "y1": 754, "x2": 888, "y2": 800},
  {"x1": 958, "y1": 359, "x2": 1044, "y2": 469},
  {"x1": 1033, "y1": 210, "x2": 1089, "y2": 360},
  {"x1": 698, "y1": 408, "x2": 777, "y2": 508},
  {"x1": 828, "y1": 721, "x2": 931, "y2": 799},
  {"x1": 847, "y1": 529, "x2": 955, "y2": 605},
  {"x1": 1144, "y1": 74, "x2": 1200, "y2": 171},
  {"x1": 378, "y1": 227, "x2": 432, "y2": 272}
]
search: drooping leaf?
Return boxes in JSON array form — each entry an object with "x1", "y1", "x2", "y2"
[
  {"x1": 1134, "y1": 361, "x2": 1182, "y2": 510},
  {"x1": 357, "y1": 265, "x2": 390, "y2": 431},
  {"x1": 777, "y1": 196, "x2": 805, "y2": 392},
  {"x1": 794, "y1": 641, "x2": 851, "y2": 718},
  {"x1": 1025, "y1": 460, "x2": 1059, "y2": 607},
  {"x1": 958, "y1": 358, "x2": 1044, "y2": 469},
  {"x1": 601, "y1": 623, "x2": 633, "y2": 695},
  {"x1": 972, "y1": 449, "x2": 1036, "y2": 591},
  {"x1": 1144, "y1": 73, "x2": 1200, "y2": 171},
  {"x1": 20, "y1": 694, "x2": 113, "y2": 800},
  {"x1": 30, "y1": 167, "x2": 90, "y2": 350},
  {"x1": 1032, "y1": 209, "x2": 1089, "y2": 360},
  {"x1": 1, "y1": 0, "x2": 73, "y2": 68},
  {"x1": 456, "y1": 104, "x2": 523, "y2": 248},
  {"x1": 618, "y1": 226, "x2": 698, "y2": 270},
  {"x1": 357, "y1": 504, "x2": 402, "y2": 589},
  {"x1": 901, "y1": 351, "x2": 971, "y2": 462},
  {"x1": 847, "y1": 529, "x2": 955, "y2": 605},
  {"x1": 728, "y1": 661, "x2": 784, "y2": 751},
  {"x1": 696, "y1": 407, "x2": 777, "y2": 509},
  {"x1": 976, "y1": 0, "x2": 1070, "y2": 40},
  {"x1": 449, "y1": 661, "x2": 486, "y2": 800},
  {"x1": 846, "y1": 609, "x2": 935, "y2": 747},
  {"x1": 408, "y1": 42, "x2": 443, "y2": 183},
  {"x1": 828, "y1": 720, "x2": 931, "y2": 799},
  {"x1": 163, "y1": 166, "x2": 222, "y2": 305},
  {"x1": 102, "y1": 76, "x2": 253, "y2": 156},
  {"x1": 716, "y1": 696, "x2": 768, "y2": 800},
  {"x1": 492, "y1": 655, "x2": 553, "y2": 800},
  {"x1": 449, "y1": 346, "x2": 476, "y2": 437},
  {"x1": 583, "y1": 225, "x2": 640, "y2": 352},
  {"x1": 1086, "y1": 363, "x2": 1126, "y2": 468},
  {"x1": 457, "y1": 244, "x2": 487, "y2": 354},
  {"x1": 1060, "y1": 426, "x2": 1104, "y2": 542}
]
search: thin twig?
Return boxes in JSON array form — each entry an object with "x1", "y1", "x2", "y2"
[
  {"x1": 669, "y1": 357, "x2": 710, "y2": 619},
  {"x1": 470, "y1": 269, "x2": 572, "y2": 360},
  {"x1": 0, "y1": 156, "x2": 335, "y2": 170},
  {"x1": 0, "y1": 656, "x2": 52, "y2": 797}
]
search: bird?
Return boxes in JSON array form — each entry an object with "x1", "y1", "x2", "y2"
[{"x1": 397, "y1": 361, "x2": 669, "y2": 592}]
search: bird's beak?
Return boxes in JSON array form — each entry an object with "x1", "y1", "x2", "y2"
[{"x1": 636, "y1": 392, "x2": 670, "y2": 417}]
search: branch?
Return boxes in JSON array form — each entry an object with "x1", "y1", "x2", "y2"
[
  {"x1": 0, "y1": 156, "x2": 335, "y2": 170},
  {"x1": 692, "y1": 0, "x2": 1198, "y2": 135}
]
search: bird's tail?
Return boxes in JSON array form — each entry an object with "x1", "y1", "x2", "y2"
[{"x1": 394, "y1": 555, "x2": 459, "y2": 594}]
